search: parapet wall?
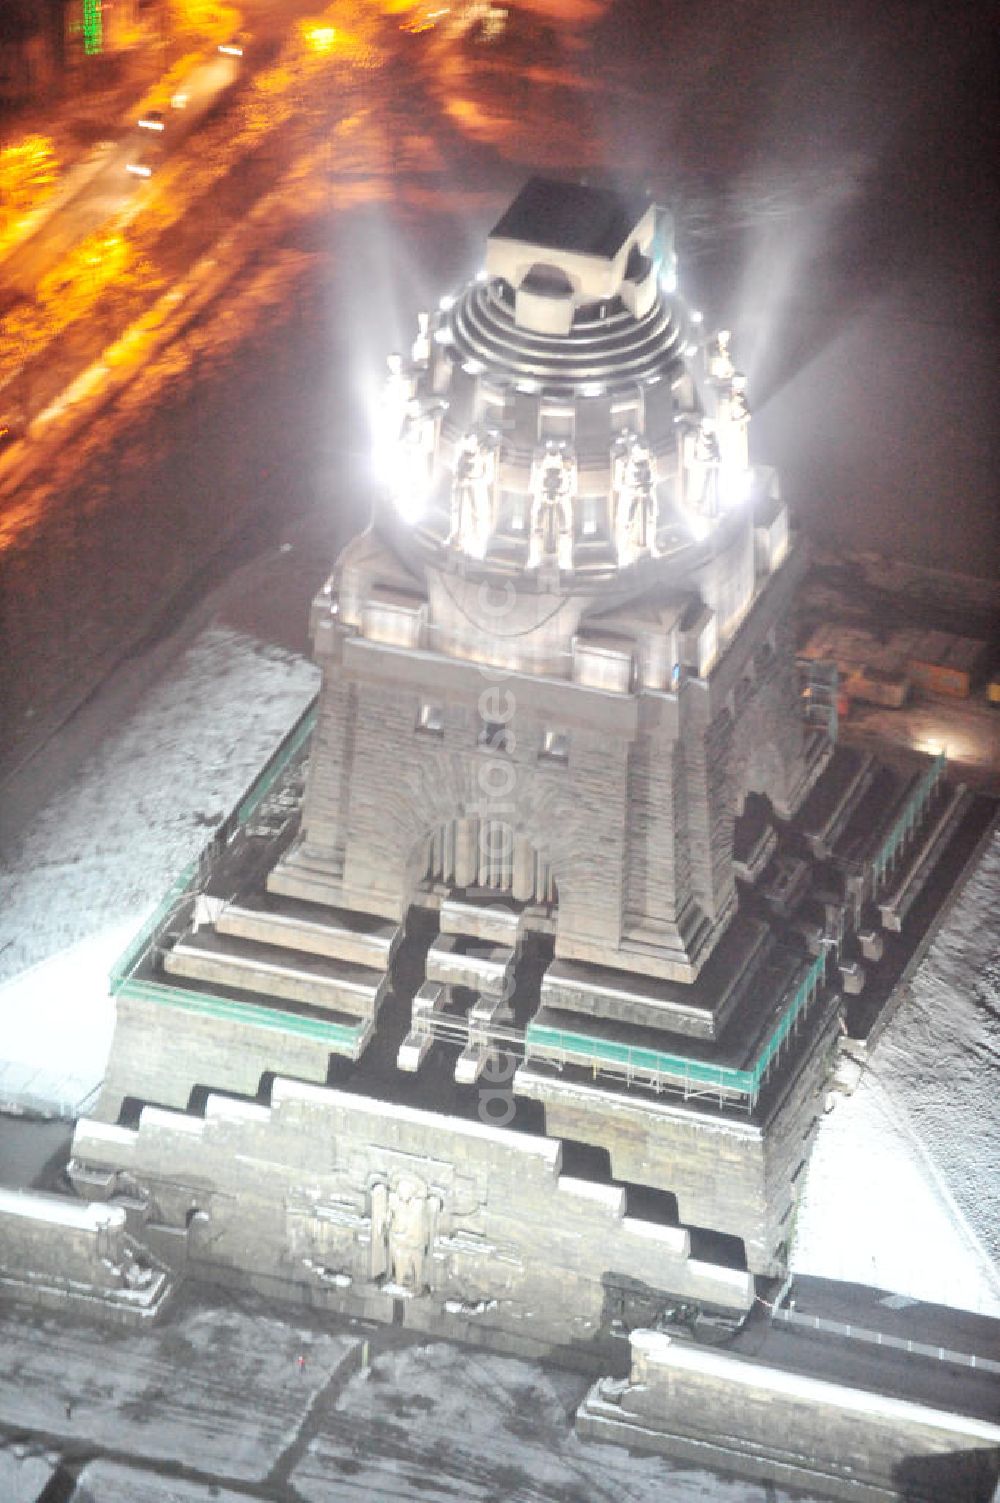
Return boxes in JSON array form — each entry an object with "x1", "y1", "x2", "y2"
[
  {"x1": 518, "y1": 982, "x2": 840, "y2": 1275},
  {"x1": 70, "y1": 1077, "x2": 753, "y2": 1352},
  {"x1": 577, "y1": 1331, "x2": 1000, "y2": 1502},
  {"x1": 93, "y1": 987, "x2": 343, "y2": 1123},
  {"x1": 0, "y1": 1188, "x2": 172, "y2": 1325},
  {"x1": 0, "y1": 1189, "x2": 126, "y2": 1288}
]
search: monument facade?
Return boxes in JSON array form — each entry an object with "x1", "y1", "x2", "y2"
[{"x1": 65, "y1": 179, "x2": 951, "y2": 1353}]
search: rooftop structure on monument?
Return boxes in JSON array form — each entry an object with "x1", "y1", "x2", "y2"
[{"x1": 67, "y1": 179, "x2": 958, "y2": 1353}]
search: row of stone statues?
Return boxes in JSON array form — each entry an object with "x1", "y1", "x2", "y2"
[
  {"x1": 443, "y1": 429, "x2": 662, "y2": 569},
  {"x1": 378, "y1": 326, "x2": 751, "y2": 564}
]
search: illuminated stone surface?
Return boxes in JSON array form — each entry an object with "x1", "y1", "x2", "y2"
[{"x1": 48, "y1": 180, "x2": 955, "y2": 1349}]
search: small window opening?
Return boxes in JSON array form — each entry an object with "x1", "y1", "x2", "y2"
[
  {"x1": 417, "y1": 703, "x2": 444, "y2": 735},
  {"x1": 479, "y1": 721, "x2": 513, "y2": 753},
  {"x1": 541, "y1": 730, "x2": 569, "y2": 761}
]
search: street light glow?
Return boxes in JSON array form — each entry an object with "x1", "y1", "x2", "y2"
[{"x1": 305, "y1": 25, "x2": 337, "y2": 54}]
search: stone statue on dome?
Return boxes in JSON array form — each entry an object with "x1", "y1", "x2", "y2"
[
  {"x1": 528, "y1": 443, "x2": 576, "y2": 571},
  {"x1": 681, "y1": 418, "x2": 721, "y2": 517},
  {"x1": 716, "y1": 370, "x2": 750, "y2": 476},
  {"x1": 381, "y1": 352, "x2": 415, "y2": 448},
  {"x1": 411, "y1": 312, "x2": 431, "y2": 366},
  {"x1": 447, "y1": 430, "x2": 499, "y2": 559},
  {"x1": 611, "y1": 430, "x2": 660, "y2": 563},
  {"x1": 708, "y1": 329, "x2": 735, "y2": 383}
]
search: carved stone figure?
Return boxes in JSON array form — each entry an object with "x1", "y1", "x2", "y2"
[
  {"x1": 381, "y1": 352, "x2": 414, "y2": 444},
  {"x1": 391, "y1": 399, "x2": 440, "y2": 522},
  {"x1": 528, "y1": 443, "x2": 576, "y2": 571},
  {"x1": 611, "y1": 431, "x2": 659, "y2": 561},
  {"x1": 387, "y1": 1175, "x2": 431, "y2": 1289},
  {"x1": 716, "y1": 371, "x2": 750, "y2": 479},
  {"x1": 447, "y1": 430, "x2": 499, "y2": 559},
  {"x1": 411, "y1": 311, "x2": 431, "y2": 366},
  {"x1": 681, "y1": 419, "x2": 721, "y2": 517},
  {"x1": 708, "y1": 328, "x2": 735, "y2": 383}
]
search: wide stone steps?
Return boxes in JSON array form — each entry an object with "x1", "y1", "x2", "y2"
[
  {"x1": 793, "y1": 746, "x2": 875, "y2": 860},
  {"x1": 214, "y1": 894, "x2": 400, "y2": 971},
  {"x1": 163, "y1": 927, "x2": 387, "y2": 1019},
  {"x1": 425, "y1": 932, "x2": 515, "y2": 998},
  {"x1": 399, "y1": 917, "x2": 527, "y2": 1078}
]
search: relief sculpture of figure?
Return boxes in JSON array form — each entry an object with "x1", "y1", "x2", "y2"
[
  {"x1": 528, "y1": 442, "x2": 576, "y2": 571},
  {"x1": 386, "y1": 1174, "x2": 439, "y2": 1292}
]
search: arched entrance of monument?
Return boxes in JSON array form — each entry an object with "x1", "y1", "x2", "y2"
[{"x1": 407, "y1": 815, "x2": 559, "y2": 922}]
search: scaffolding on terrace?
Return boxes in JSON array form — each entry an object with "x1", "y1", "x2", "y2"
[
  {"x1": 525, "y1": 949, "x2": 829, "y2": 1112},
  {"x1": 798, "y1": 656, "x2": 839, "y2": 743},
  {"x1": 869, "y1": 752, "x2": 946, "y2": 897}
]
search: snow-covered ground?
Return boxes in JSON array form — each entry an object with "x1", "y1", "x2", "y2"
[
  {"x1": 791, "y1": 828, "x2": 1000, "y2": 1317},
  {"x1": 0, "y1": 617, "x2": 317, "y2": 1111},
  {"x1": 295, "y1": 1341, "x2": 817, "y2": 1503},
  {"x1": 1, "y1": 512, "x2": 998, "y2": 1321},
  {"x1": 0, "y1": 1297, "x2": 821, "y2": 1503},
  {"x1": 0, "y1": 562, "x2": 319, "y2": 1113}
]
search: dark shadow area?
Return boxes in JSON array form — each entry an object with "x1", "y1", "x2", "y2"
[
  {"x1": 623, "y1": 1183, "x2": 680, "y2": 1226},
  {"x1": 0, "y1": 1116, "x2": 74, "y2": 1192},
  {"x1": 36, "y1": 1466, "x2": 78, "y2": 1503},
  {"x1": 117, "y1": 1095, "x2": 146, "y2": 1129},
  {"x1": 558, "y1": 1139, "x2": 612, "y2": 1181},
  {"x1": 687, "y1": 1225, "x2": 748, "y2": 1271},
  {"x1": 893, "y1": 1447, "x2": 1000, "y2": 1503}
]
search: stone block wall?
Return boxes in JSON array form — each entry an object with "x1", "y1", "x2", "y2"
[
  {"x1": 0, "y1": 1189, "x2": 126, "y2": 1290},
  {"x1": 0, "y1": 1187, "x2": 173, "y2": 1325},
  {"x1": 577, "y1": 1332, "x2": 1000, "y2": 1502},
  {"x1": 70, "y1": 1078, "x2": 754, "y2": 1352},
  {"x1": 519, "y1": 1073, "x2": 769, "y2": 1269},
  {"x1": 517, "y1": 992, "x2": 840, "y2": 1277},
  {"x1": 759, "y1": 991, "x2": 842, "y2": 1264},
  {"x1": 727, "y1": 616, "x2": 811, "y2": 821},
  {"x1": 286, "y1": 540, "x2": 816, "y2": 984},
  {"x1": 93, "y1": 988, "x2": 354, "y2": 1124}
]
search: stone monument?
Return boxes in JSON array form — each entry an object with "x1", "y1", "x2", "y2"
[{"x1": 64, "y1": 178, "x2": 951, "y2": 1355}]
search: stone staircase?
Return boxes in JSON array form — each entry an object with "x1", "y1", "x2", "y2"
[
  {"x1": 397, "y1": 897, "x2": 526, "y2": 1080},
  {"x1": 161, "y1": 892, "x2": 401, "y2": 1029}
]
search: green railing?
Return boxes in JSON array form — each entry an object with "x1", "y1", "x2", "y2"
[
  {"x1": 108, "y1": 695, "x2": 318, "y2": 993},
  {"x1": 236, "y1": 698, "x2": 318, "y2": 827},
  {"x1": 752, "y1": 949, "x2": 826, "y2": 1085},
  {"x1": 117, "y1": 977, "x2": 367, "y2": 1051},
  {"x1": 110, "y1": 861, "x2": 198, "y2": 991},
  {"x1": 526, "y1": 949, "x2": 828, "y2": 1108},
  {"x1": 871, "y1": 752, "x2": 946, "y2": 890}
]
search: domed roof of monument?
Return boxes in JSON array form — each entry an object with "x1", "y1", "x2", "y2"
[
  {"x1": 489, "y1": 177, "x2": 652, "y2": 260},
  {"x1": 373, "y1": 177, "x2": 759, "y2": 593}
]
